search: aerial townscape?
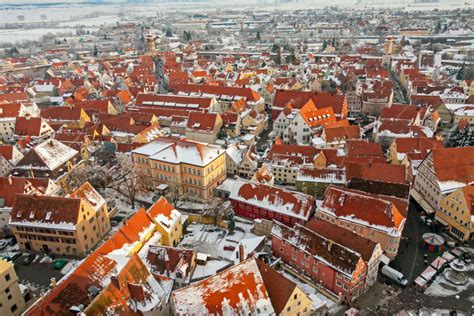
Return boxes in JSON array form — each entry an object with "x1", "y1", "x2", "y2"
[{"x1": 0, "y1": 0, "x2": 473, "y2": 315}]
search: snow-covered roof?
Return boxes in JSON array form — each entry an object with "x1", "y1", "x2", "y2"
[
  {"x1": 33, "y1": 139, "x2": 78, "y2": 171},
  {"x1": 132, "y1": 137, "x2": 224, "y2": 167},
  {"x1": 229, "y1": 179, "x2": 315, "y2": 221},
  {"x1": 172, "y1": 258, "x2": 274, "y2": 315}
]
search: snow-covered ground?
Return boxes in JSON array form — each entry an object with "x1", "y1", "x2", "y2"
[
  {"x1": 425, "y1": 263, "x2": 473, "y2": 297},
  {"x1": 178, "y1": 220, "x2": 258, "y2": 260}
]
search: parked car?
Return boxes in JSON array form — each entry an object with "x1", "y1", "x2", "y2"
[
  {"x1": 7, "y1": 238, "x2": 17, "y2": 246},
  {"x1": 54, "y1": 258, "x2": 67, "y2": 270},
  {"x1": 11, "y1": 253, "x2": 22, "y2": 262},
  {"x1": 381, "y1": 265, "x2": 408, "y2": 287},
  {"x1": 0, "y1": 240, "x2": 8, "y2": 250},
  {"x1": 54, "y1": 258, "x2": 68, "y2": 270},
  {"x1": 223, "y1": 245, "x2": 235, "y2": 251},
  {"x1": 22, "y1": 254, "x2": 36, "y2": 265}
]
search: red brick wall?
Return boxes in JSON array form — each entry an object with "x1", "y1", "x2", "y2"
[
  {"x1": 272, "y1": 234, "x2": 366, "y2": 303},
  {"x1": 231, "y1": 200, "x2": 301, "y2": 227}
]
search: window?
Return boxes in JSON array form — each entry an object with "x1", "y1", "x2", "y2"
[
  {"x1": 294, "y1": 294, "x2": 298, "y2": 299},
  {"x1": 5, "y1": 273, "x2": 10, "y2": 281},
  {"x1": 7, "y1": 294, "x2": 12, "y2": 300},
  {"x1": 5, "y1": 287, "x2": 10, "y2": 294},
  {"x1": 11, "y1": 304, "x2": 17, "y2": 313},
  {"x1": 336, "y1": 280, "x2": 342, "y2": 287}
]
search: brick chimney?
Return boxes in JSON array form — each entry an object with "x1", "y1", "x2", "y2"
[
  {"x1": 111, "y1": 275, "x2": 120, "y2": 290},
  {"x1": 327, "y1": 240, "x2": 333, "y2": 252},
  {"x1": 239, "y1": 244, "x2": 245, "y2": 263}
]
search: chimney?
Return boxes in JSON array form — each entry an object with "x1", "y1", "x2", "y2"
[
  {"x1": 111, "y1": 275, "x2": 120, "y2": 290},
  {"x1": 327, "y1": 240, "x2": 333, "y2": 252},
  {"x1": 239, "y1": 244, "x2": 245, "y2": 263},
  {"x1": 8, "y1": 174, "x2": 12, "y2": 186}
]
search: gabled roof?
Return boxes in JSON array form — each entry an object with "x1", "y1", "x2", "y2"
[
  {"x1": 272, "y1": 221, "x2": 362, "y2": 276},
  {"x1": 147, "y1": 197, "x2": 181, "y2": 233},
  {"x1": 345, "y1": 161, "x2": 406, "y2": 184},
  {"x1": 380, "y1": 104, "x2": 426, "y2": 122},
  {"x1": 10, "y1": 195, "x2": 81, "y2": 230},
  {"x1": 135, "y1": 93, "x2": 213, "y2": 110},
  {"x1": 266, "y1": 143, "x2": 319, "y2": 161},
  {"x1": 0, "y1": 102, "x2": 22, "y2": 118},
  {"x1": 175, "y1": 84, "x2": 261, "y2": 102},
  {"x1": 346, "y1": 140, "x2": 384, "y2": 161},
  {"x1": 0, "y1": 92, "x2": 28, "y2": 103},
  {"x1": 41, "y1": 106, "x2": 84, "y2": 121},
  {"x1": 229, "y1": 179, "x2": 315, "y2": 221},
  {"x1": 24, "y1": 207, "x2": 158, "y2": 316},
  {"x1": 0, "y1": 177, "x2": 44, "y2": 207},
  {"x1": 320, "y1": 186, "x2": 405, "y2": 233},
  {"x1": 430, "y1": 147, "x2": 474, "y2": 191},
  {"x1": 255, "y1": 259, "x2": 298, "y2": 315},
  {"x1": 85, "y1": 253, "x2": 172, "y2": 315},
  {"x1": 299, "y1": 100, "x2": 336, "y2": 128},
  {"x1": 146, "y1": 245, "x2": 195, "y2": 277},
  {"x1": 15, "y1": 117, "x2": 51, "y2": 137},
  {"x1": 324, "y1": 125, "x2": 360, "y2": 142},
  {"x1": 305, "y1": 219, "x2": 379, "y2": 263},
  {"x1": 15, "y1": 139, "x2": 78, "y2": 172},
  {"x1": 172, "y1": 258, "x2": 274, "y2": 315},
  {"x1": 132, "y1": 137, "x2": 224, "y2": 167},
  {"x1": 393, "y1": 137, "x2": 443, "y2": 161},
  {"x1": 69, "y1": 182, "x2": 106, "y2": 212},
  {"x1": 186, "y1": 112, "x2": 220, "y2": 132}
]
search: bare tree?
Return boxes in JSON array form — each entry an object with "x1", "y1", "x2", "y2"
[
  {"x1": 113, "y1": 155, "x2": 148, "y2": 209},
  {"x1": 69, "y1": 164, "x2": 113, "y2": 192}
]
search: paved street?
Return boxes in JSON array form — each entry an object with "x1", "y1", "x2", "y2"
[{"x1": 391, "y1": 199, "x2": 434, "y2": 284}]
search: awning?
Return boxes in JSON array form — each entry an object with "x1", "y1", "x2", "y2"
[
  {"x1": 380, "y1": 253, "x2": 391, "y2": 265},
  {"x1": 435, "y1": 216, "x2": 449, "y2": 226},
  {"x1": 410, "y1": 189, "x2": 436, "y2": 214}
]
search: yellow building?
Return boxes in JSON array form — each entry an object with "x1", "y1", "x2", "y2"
[
  {"x1": 0, "y1": 259, "x2": 25, "y2": 316},
  {"x1": 146, "y1": 197, "x2": 183, "y2": 246},
  {"x1": 435, "y1": 185, "x2": 474, "y2": 241},
  {"x1": 132, "y1": 137, "x2": 226, "y2": 201},
  {"x1": 460, "y1": 80, "x2": 474, "y2": 96},
  {"x1": 9, "y1": 194, "x2": 109, "y2": 256}
]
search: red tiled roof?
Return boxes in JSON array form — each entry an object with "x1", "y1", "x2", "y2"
[
  {"x1": 231, "y1": 181, "x2": 315, "y2": 220},
  {"x1": 274, "y1": 222, "x2": 363, "y2": 275},
  {"x1": 266, "y1": 143, "x2": 319, "y2": 161},
  {"x1": 135, "y1": 93, "x2": 213, "y2": 110},
  {"x1": 41, "y1": 106, "x2": 84, "y2": 121},
  {"x1": 321, "y1": 186, "x2": 405, "y2": 230},
  {"x1": 146, "y1": 245, "x2": 195, "y2": 277},
  {"x1": 380, "y1": 104, "x2": 426, "y2": 122},
  {"x1": 175, "y1": 84, "x2": 261, "y2": 102},
  {"x1": 431, "y1": 147, "x2": 474, "y2": 184},
  {"x1": 11, "y1": 195, "x2": 80, "y2": 226},
  {"x1": 0, "y1": 102, "x2": 22, "y2": 118},
  {"x1": 14, "y1": 117, "x2": 47, "y2": 136},
  {"x1": 345, "y1": 161, "x2": 406, "y2": 184},
  {"x1": 186, "y1": 111, "x2": 220, "y2": 132},
  {"x1": 305, "y1": 219, "x2": 378, "y2": 263},
  {"x1": 346, "y1": 140, "x2": 384, "y2": 161},
  {"x1": 0, "y1": 92, "x2": 28, "y2": 103},
  {"x1": 324, "y1": 125, "x2": 360, "y2": 142},
  {"x1": 394, "y1": 137, "x2": 444, "y2": 161},
  {"x1": 172, "y1": 258, "x2": 273, "y2": 315}
]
